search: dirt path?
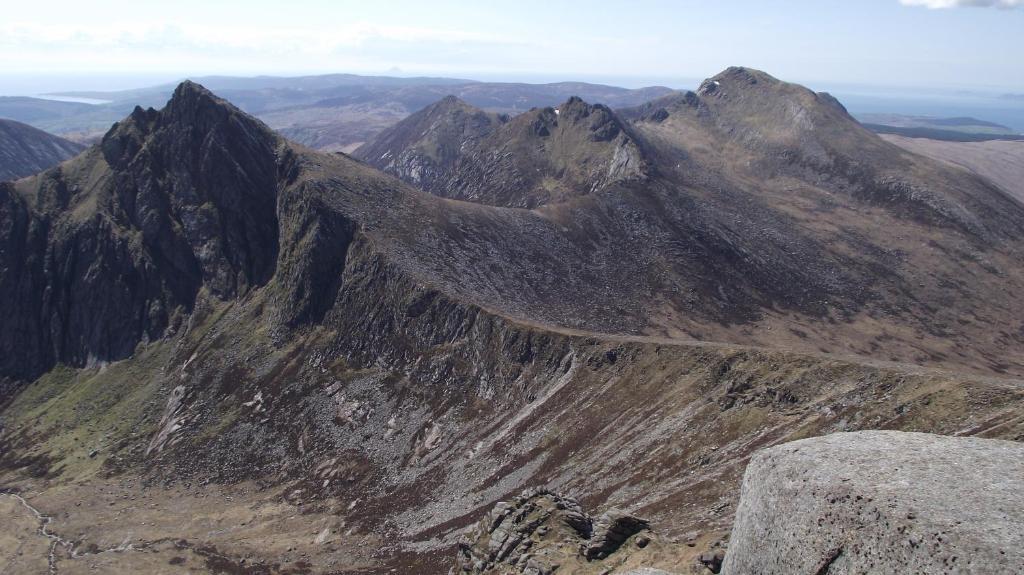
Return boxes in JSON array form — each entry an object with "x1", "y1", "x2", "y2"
[
  {"x1": 0, "y1": 493, "x2": 50, "y2": 573},
  {"x1": 0, "y1": 479, "x2": 381, "y2": 574},
  {"x1": 0, "y1": 492, "x2": 142, "y2": 574}
]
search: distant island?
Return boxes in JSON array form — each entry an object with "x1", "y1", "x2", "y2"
[{"x1": 857, "y1": 113, "x2": 1024, "y2": 142}]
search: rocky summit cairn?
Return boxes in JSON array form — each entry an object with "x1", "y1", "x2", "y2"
[
  {"x1": 722, "y1": 431, "x2": 1024, "y2": 574},
  {"x1": 456, "y1": 488, "x2": 657, "y2": 574}
]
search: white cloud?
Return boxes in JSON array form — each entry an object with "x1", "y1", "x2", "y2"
[
  {"x1": 0, "y1": 21, "x2": 540, "y2": 75},
  {"x1": 900, "y1": 0, "x2": 1023, "y2": 8}
]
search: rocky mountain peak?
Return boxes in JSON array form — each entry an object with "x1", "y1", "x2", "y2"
[
  {"x1": 1, "y1": 82, "x2": 287, "y2": 380},
  {"x1": 357, "y1": 94, "x2": 646, "y2": 207},
  {"x1": 101, "y1": 80, "x2": 281, "y2": 172},
  {"x1": 435, "y1": 93, "x2": 470, "y2": 108},
  {"x1": 554, "y1": 96, "x2": 624, "y2": 138},
  {"x1": 164, "y1": 80, "x2": 235, "y2": 121},
  {"x1": 695, "y1": 66, "x2": 855, "y2": 127},
  {"x1": 699, "y1": 66, "x2": 777, "y2": 94},
  {"x1": 412, "y1": 94, "x2": 483, "y2": 123}
]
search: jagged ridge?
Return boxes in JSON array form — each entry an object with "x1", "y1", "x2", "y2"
[
  {"x1": 0, "y1": 81, "x2": 288, "y2": 380},
  {"x1": 355, "y1": 95, "x2": 646, "y2": 208}
]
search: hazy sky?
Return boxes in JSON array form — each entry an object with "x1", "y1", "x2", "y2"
[{"x1": 2, "y1": 0, "x2": 1023, "y2": 91}]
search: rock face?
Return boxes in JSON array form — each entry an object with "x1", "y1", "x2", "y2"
[
  {"x1": 456, "y1": 489, "x2": 657, "y2": 574},
  {"x1": 0, "y1": 81, "x2": 286, "y2": 382},
  {"x1": 585, "y1": 508, "x2": 652, "y2": 560},
  {"x1": 0, "y1": 119, "x2": 84, "y2": 180},
  {"x1": 722, "y1": 431, "x2": 1024, "y2": 574}
]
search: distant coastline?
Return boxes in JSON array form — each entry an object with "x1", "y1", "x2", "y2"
[{"x1": 35, "y1": 95, "x2": 112, "y2": 105}]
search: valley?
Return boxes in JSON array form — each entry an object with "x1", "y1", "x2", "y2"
[{"x1": 3, "y1": 312, "x2": 1022, "y2": 573}]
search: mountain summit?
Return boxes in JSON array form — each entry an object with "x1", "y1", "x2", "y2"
[{"x1": 0, "y1": 81, "x2": 287, "y2": 379}]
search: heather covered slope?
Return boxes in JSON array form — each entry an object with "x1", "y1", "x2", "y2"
[
  {"x1": 359, "y1": 67, "x2": 1024, "y2": 377},
  {"x1": 2, "y1": 258, "x2": 1023, "y2": 573},
  {"x1": 0, "y1": 119, "x2": 84, "y2": 180}
]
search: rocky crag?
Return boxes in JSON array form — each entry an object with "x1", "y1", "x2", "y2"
[
  {"x1": 456, "y1": 488, "x2": 661, "y2": 575},
  {"x1": 354, "y1": 95, "x2": 646, "y2": 208}
]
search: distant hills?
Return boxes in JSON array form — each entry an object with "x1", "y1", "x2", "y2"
[
  {"x1": 0, "y1": 118, "x2": 84, "y2": 180},
  {"x1": 883, "y1": 134, "x2": 1024, "y2": 204},
  {"x1": 857, "y1": 113, "x2": 1024, "y2": 142},
  {"x1": 0, "y1": 73, "x2": 675, "y2": 152}
]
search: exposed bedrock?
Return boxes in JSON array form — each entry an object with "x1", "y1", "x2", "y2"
[
  {"x1": 722, "y1": 431, "x2": 1024, "y2": 574},
  {"x1": 456, "y1": 488, "x2": 659, "y2": 575}
]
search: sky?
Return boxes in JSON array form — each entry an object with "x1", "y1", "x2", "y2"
[{"x1": 1, "y1": 0, "x2": 1023, "y2": 93}]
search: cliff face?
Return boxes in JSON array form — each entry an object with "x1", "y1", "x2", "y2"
[
  {"x1": 0, "y1": 119, "x2": 84, "y2": 181},
  {"x1": 0, "y1": 82, "x2": 286, "y2": 381}
]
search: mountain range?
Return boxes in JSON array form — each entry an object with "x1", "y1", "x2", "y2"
[
  {"x1": 0, "y1": 74, "x2": 675, "y2": 152},
  {"x1": 1, "y1": 68, "x2": 1023, "y2": 574}
]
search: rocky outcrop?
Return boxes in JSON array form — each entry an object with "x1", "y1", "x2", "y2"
[
  {"x1": 722, "y1": 431, "x2": 1024, "y2": 574},
  {"x1": 584, "y1": 508, "x2": 651, "y2": 560},
  {"x1": 0, "y1": 119, "x2": 84, "y2": 181},
  {"x1": 456, "y1": 489, "x2": 657, "y2": 574}
]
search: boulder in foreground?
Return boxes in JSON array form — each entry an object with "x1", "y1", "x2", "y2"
[{"x1": 723, "y1": 431, "x2": 1024, "y2": 574}]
